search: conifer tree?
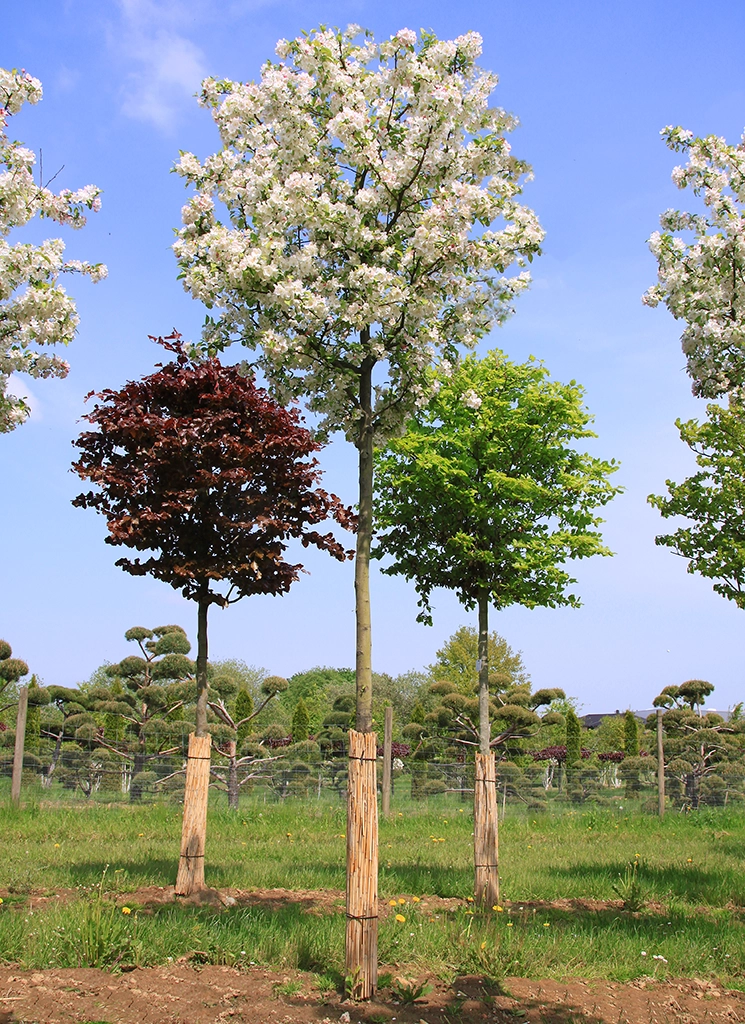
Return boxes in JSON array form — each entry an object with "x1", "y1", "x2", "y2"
[{"x1": 292, "y1": 697, "x2": 310, "y2": 743}]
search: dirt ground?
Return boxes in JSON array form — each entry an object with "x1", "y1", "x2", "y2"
[
  {"x1": 1, "y1": 966, "x2": 744, "y2": 1024},
  {"x1": 2, "y1": 887, "x2": 744, "y2": 1023}
]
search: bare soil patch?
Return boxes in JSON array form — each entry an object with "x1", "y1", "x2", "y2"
[
  {"x1": 0, "y1": 966, "x2": 743, "y2": 1023},
  {"x1": 0, "y1": 886, "x2": 668, "y2": 917}
]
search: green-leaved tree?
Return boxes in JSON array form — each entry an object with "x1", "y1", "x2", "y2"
[{"x1": 374, "y1": 350, "x2": 619, "y2": 905}]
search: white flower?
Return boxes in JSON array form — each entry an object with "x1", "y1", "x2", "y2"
[
  {"x1": 463, "y1": 389, "x2": 482, "y2": 409},
  {"x1": 395, "y1": 28, "x2": 417, "y2": 47}
]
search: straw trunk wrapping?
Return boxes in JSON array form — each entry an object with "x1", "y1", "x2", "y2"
[
  {"x1": 345, "y1": 729, "x2": 378, "y2": 999},
  {"x1": 474, "y1": 750, "x2": 499, "y2": 906},
  {"x1": 175, "y1": 732, "x2": 212, "y2": 895}
]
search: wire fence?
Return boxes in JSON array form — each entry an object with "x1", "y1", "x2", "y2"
[{"x1": 2, "y1": 748, "x2": 743, "y2": 811}]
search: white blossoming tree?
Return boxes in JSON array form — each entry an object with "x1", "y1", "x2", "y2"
[
  {"x1": 644, "y1": 126, "x2": 745, "y2": 397},
  {"x1": 173, "y1": 25, "x2": 543, "y2": 996},
  {"x1": 0, "y1": 67, "x2": 106, "y2": 432}
]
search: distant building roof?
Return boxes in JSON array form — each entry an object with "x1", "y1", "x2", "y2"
[
  {"x1": 582, "y1": 710, "x2": 652, "y2": 729},
  {"x1": 583, "y1": 708, "x2": 730, "y2": 728}
]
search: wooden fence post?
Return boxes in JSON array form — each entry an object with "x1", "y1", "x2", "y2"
[
  {"x1": 11, "y1": 685, "x2": 28, "y2": 805},
  {"x1": 474, "y1": 750, "x2": 499, "y2": 907},
  {"x1": 345, "y1": 729, "x2": 378, "y2": 999},
  {"x1": 657, "y1": 708, "x2": 665, "y2": 817},
  {"x1": 381, "y1": 706, "x2": 392, "y2": 819},
  {"x1": 175, "y1": 732, "x2": 211, "y2": 895}
]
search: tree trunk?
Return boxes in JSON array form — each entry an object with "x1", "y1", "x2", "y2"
[
  {"x1": 176, "y1": 594, "x2": 211, "y2": 894},
  {"x1": 473, "y1": 595, "x2": 499, "y2": 906},
  {"x1": 195, "y1": 591, "x2": 209, "y2": 737},
  {"x1": 175, "y1": 732, "x2": 212, "y2": 894},
  {"x1": 346, "y1": 347, "x2": 378, "y2": 999},
  {"x1": 129, "y1": 749, "x2": 146, "y2": 802},
  {"x1": 354, "y1": 353, "x2": 375, "y2": 734},
  {"x1": 227, "y1": 740, "x2": 239, "y2": 811},
  {"x1": 477, "y1": 592, "x2": 490, "y2": 756},
  {"x1": 381, "y1": 706, "x2": 392, "y2": 819},
  {"x1": 345, "y1": 729, "x2": 378, "y2": 1000},
  {"x1": 11, "y1": 686, "x2": 28, "y2": 804},
  {"x1": 656, "y1": 708, "x2": 665, "y2": 817},
  {"x1": 41, "y1": 729, "x2": 63, "y2": 788}
]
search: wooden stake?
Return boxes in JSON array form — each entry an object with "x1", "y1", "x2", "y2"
[
  {"x1": 11, "y1": 685, "x2": 28, "y2": 805},
  {"x1": 473, "y1": 750, "x2": 499, "y2": 907},
  {"x1": 657, "y1": 708, "x2": 665, "y2": 817},
  {"x1": 345, "y1": 729, "x2": 378, "y2": 1000},
  {"x1": 175, "y1": 732, "x2": 211, "y2": 894},
  {"x1": 381, "y1": 706, "x2": 392, "y2": 819}
]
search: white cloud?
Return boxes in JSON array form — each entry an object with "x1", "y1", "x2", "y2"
[{"x1": 113, "y1": 0, "x2": 209, "y2": 133}]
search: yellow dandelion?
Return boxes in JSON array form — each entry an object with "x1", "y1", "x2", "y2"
[
  {"x1": 121, "y1": 906, "x2": 132, "y2": 915},
  {"x1": 138, "y1": 833, "x2": 144, "y2": 838},
  {"x1": 389, "y1": 900, "x2": 397, "y2": 906},
  {"x1": 687, "y1": 857, "x2": 693, "y2": 863},
  {"x1": 543, "y1": 922, "x2": 550, "y2": 927},
  {"x1": 507, "y1": 922, "x2": 513, "y2": 927},
  {"x1": 458, "y1": 808, "x2": 464, "y2": 813},
  {"x1": 480, "y1": 941, "x2": 486, "y2": 949},
  {"x1": 493, "y1": 905, "x2": 504, "y2": 912},
  {"x1": 395, "y1": 913, "x2": 406, "y2": 923},
  {"x1": 398, "y1": 898, "x2": 406, "y2": 905},
  {"x1": 0, "y1": 898, "x2": 3, "y2": 906},
  {"x1": 286, "y1": 832, "x2": 292, "y2": 837},
  {"x1": 412, "y1": 896, "x2": 420, "y2": 903},
  {"x1": 466, "y1": 896, "x2": 474, "y2": 902},
  {"x1": 54, "y1": 843, "x2": 60, "y2": 848}
]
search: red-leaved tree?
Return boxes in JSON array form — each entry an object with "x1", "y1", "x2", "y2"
[{"x1": 72, "y1": 331, "x2": 353, "y2": 891}]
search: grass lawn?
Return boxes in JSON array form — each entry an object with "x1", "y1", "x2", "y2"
[{"x1": 0, "y1": 794, "x2": 743, "y2": 986}]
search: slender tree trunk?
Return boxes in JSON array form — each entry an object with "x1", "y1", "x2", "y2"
[
  {"x1": 474, "y1": 594, "x2": 499, "y2": 906},
  {"x1": 129, "y1": 749, "x2": 146, "y2": 802},
  {"x1": 656, "y1": 708, "x2": 665, "y2": 817},
  {"x1": 346, "y1": 347, "x2": 378, "y2": 998},
  {"x1": 477, "y1": 592, "x2": 490, "y2": 756},
  {"x1": 11, "y1": 686, "x2": 28, "y2": 805},
  {"x1": 227, "y1": 740, "x2": 239, "y2": 811},
  {"x1": 195, "y1": 591, "x2": 209, "y2": 737},
  {"x1": 354, "y1": 353, "x2": 375, "y2": 734},
  {"x1": 41, "y1": 730, "x2": 63, "y2": 788},
  {"x1": 176, "y1": 592, "x2": 212, "y2": 894}
]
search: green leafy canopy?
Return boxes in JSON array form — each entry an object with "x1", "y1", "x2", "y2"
[
  {"x1": 373, "y1": 350, "x2": 621, "y2": 623},
  {"x1": 649, "y1": 397, "x2": 745, "y2": 608}
]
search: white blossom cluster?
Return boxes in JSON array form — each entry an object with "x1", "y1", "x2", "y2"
[
  {"x1": 173, "y1": 26, "x2": 543, "y2": 441},
  {"x1": 644, "y1": 125, "x2": 745, "y2": 397},
  {"x1": 0, "y1": 67, "x2": 106, "y2": 432}
]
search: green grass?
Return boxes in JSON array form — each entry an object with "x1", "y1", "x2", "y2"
[{"x1": 1, "y1": 798, "x2": 744, "y2": 985}]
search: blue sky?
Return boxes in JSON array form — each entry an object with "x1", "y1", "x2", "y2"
[{"x1": 3, "y1": 0, "x2": 745, "y2": 713}]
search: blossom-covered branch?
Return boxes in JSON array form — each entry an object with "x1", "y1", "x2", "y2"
[
  {"x1": 644, "y1": 126, "x2": 745, "y2": 397},
  {"x1": 0, "y1": 67, "x2": 106, "y2": 432}
]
